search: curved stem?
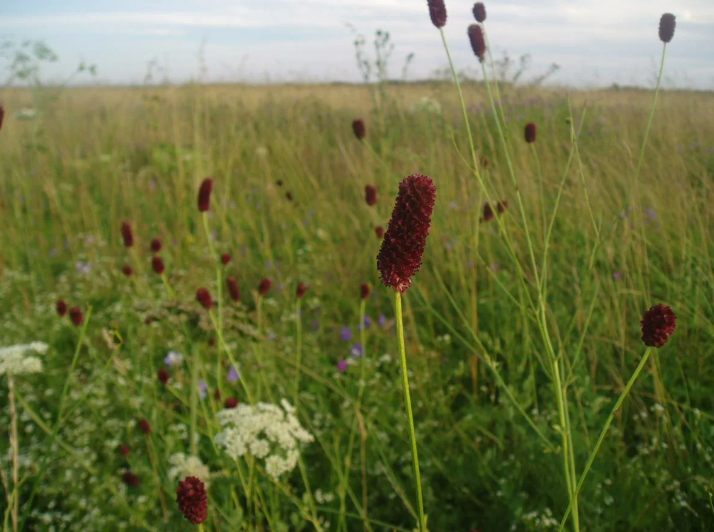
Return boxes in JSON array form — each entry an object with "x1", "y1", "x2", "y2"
[
  {"x1": 558, "y1": 348, "x2": 653, "y2": 530},
  {"x1": 395, "y1": 292, "x2": 425, "y2": 531}
]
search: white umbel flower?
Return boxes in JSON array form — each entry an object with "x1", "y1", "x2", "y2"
[
  {"x1": 167, "y1": 453, "x2": 211, "y2": 487},
  {"x1": 0, "y1": 342, "x2": 48, "y2": 376},
  {"x1": 214, "y1": 400, "x2": 314, "y2": 480}
]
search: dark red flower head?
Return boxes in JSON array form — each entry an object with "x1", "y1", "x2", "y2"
[
  {"x1": 196, "y1": 288, "x2": 213, "y2": 310},
  {"x1": 122, "y1": 471, "x2": 141, "y2": 487},
  {"x1": 524, "y1": 122, "x2": 537, "y2": 143},
  {"x1": 365, "y1": 185, "x2": 378, "y2": 206},
  {"x1": 121, "y1": 221, "x2": 134, "y2": 248},
  {"x1": 56, "y1": 299, "x2": 68, "y2": 317},
  {"x1": 214, "y1": 388, "x2": 221, "y2": 400},
  {"x1": 224, "y1": 397, "x2": 238, "y2": 409},
  {"x1": 468, "y1": 24, "x2": 486, "y2": 62},
  {"x1": 150, "y1": 238, "x2": 162, "y2": 253},
  {"x1": 69, "y1": 307, "x2": 84, "y2": 326},
  {"x1": 197, "y1": 178, "x2": 213, "y2": 212},
  {"x1": 375, "y1": 226, "x2": 385, "y2": 239},
  {"x1": 221, "y1": 253, "x2": 231, "y2": 265},
  {"x1": 157, "y1": 368, "x2": 170, "y2": 385},
  {"x1": 377, "y1": 174, "x2": 437, "y2": 293},
  {"x1": 151, "y1": 256, "x2": 165, "y2": 275},
  {"x1": 258, "y1": 278, "x2": 272, "y2": 297},
  {"x1": 118, "y1": 444, "x2": 130, "y2": 457},
  {"x1": 177, "y1": 476, "x2": 208, "y2": 525},
  {"x1": 482, "y1": 203, "x2": 494, "y2": 222},
  {"x1": 481, "y1": 156, "x2": 489, "y2": 168},
  {"x1": 226, "y1": 277, "x2": 240, "y2": 302},
  {"x1": 659, "y1": 13, "x2": 676, "y2": 43},
  {"x1": 428, "y1": 0, "x2": 447, "y2": 28},
  {"x1": 473, "y1": 2, "x2": 486, "y2": 22},
  {"x1": 0, "y1": 104, "x2": 5, "y2": 132},
  {"x1": 641, "y1": 304, "x2": 676, "y2": 347},
  {"x1": 497, "y1": 200, "x2": 508, "y2": 213},
  {"x1": 138, "y1": 418, "x2": 151, "y2": 434},
  {"x1": 360, "y1": 283, "x2": 371, "y2": 300},
  {"x1": 352, "y1": 119, "x2": 366, "y2": 141},
  {"x1": 296, "y1": 282, "x2": 307, "y2": 299},
  {"x1": 122, "y1": 264, "x2": 133, "y2": 277}
]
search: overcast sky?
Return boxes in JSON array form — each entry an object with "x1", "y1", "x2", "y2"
[{"x1": 1, "y1": 0, "x2": 713, "y2": 89}]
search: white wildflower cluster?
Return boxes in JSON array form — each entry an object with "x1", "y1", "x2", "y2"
[
  {"x1": 168, "y1": 453, "x2": 211, "y2": 487},
  {"x1": 314, "y1": 489, "x2": 335, "y2": 504},
  {"x1": 0, "y1": 342, "x2": 48, "y2": 376},
  {"x1": 214, "y1": 399, "x2": 314, "y2": 480}
]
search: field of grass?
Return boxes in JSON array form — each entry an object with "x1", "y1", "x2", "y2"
[{"x1": 2, "y1": 44, "x2": 714, "y2": 532}]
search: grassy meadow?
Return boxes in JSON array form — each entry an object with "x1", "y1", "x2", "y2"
[{"x1": 2, "y1": 72, "x2": 714, "y2": 532}]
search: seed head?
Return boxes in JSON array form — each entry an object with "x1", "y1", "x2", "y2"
[
  {"x1": 497, "y1": 200, "x2": 508, "y2": 213},
  {"x1": 69, "y1": 307, "x2": 84, "y2": 326},
  {"x1": 360, "y1": 283, "x2": 371, "y2": 300},
  {"x1": 118, "y1": 444, "x2": 130, "y2": 457},
  {"x1": 121, "y1": 221, "x2": 134, "y2": 248},
  {"x1": 258, "y1": 278, "x2": 272, "y2": 297},
  {"x1": 138, "y1": 418, "x2": 151, "y2": 434},
  {"x1": 226, "y1": 277, "x2": 240, "y2": 302},
  {"x1": 641, "y1": 304, "x2": 676, "y2": 347},
  {"x1": 365, "y1": 185, "x2": 378, "y2": 206},
  {"x1": 150, "y1": 238, "x2": 162, "y2": 253},
  {"x1": 428, "y1": 0, "x2": 447, "y2": 28},
  {"x1": 56, "y1": 300, "x2": 68, "y2": 317},
  {"x1": 122, "y1": 471, "x2": 141, "y2": 487},
  {"x1": 197, "y1": 178, "x2": 213, "y2": 212},
  {"x1": 375, "y1": 226, "x2": 385, "y2": 239},
  {"x1": 468, "y1": 24, "x2": 486, "y2": 62},
  {"x1": 157, "y1": 368, "x2": 170, "y2": 385},
  {"x1": 524, "y1": 122, "x2": 537, "y2": 143},
  {"x1": 297, "y1": 282, "x2": 307, "y2": 299},
  {"x1": 482, "y1": 202, "x2": 494, "y2": 222},
  {"x1": 177, "y1": 476, "x2": 208, "y2": 525},
  {"x1": 352, "y1": 119, "x2": 366, "y2": 140},
  {"x1": 473, "y1": 2, "x2": 486, "y2": 22},
  {"x1": 659, "y1": 13, "x2": 676, "y2": 43},
  {"x1": 377, "y1": 174, "x2": 437, "y2": 293},
  {"x1": 224, "y1": 397, "x2": 238, "y2": 409},
  {"x1": 221, "y1": 253, "x2": 231, "y2": 265},
  {"x1": 152, "y1": 256, "x2": 165, "y2": 275},
  {"x1": 196, "y1": 288, "x2": 214, "y2": 310},
  {"x1": 122, "y1": 264, "x2": 133, "y2": 277}
]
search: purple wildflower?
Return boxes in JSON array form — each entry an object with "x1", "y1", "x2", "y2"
[
  {"x1": 337, "y1": 360, "x2": 348, "y2": 372},
  {"x1": 198, "y1": 379, "x2": 208, "y2": 399},
  {"x1": 340, "y1": 326, "x2": 353, "y2": 341},
  {"x1": 350, "y1": 344, "x2": 364, "y2": 358},
  {"x1": 227, "y1": 365, "x2": 240, "y2": 382},
  {"x1": 378, "y1": 314, "x2": 386, "y2": 327}
]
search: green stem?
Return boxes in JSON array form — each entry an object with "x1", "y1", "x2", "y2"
[
  {"x1": 19, "y1": 308, "x2": 92, "y2": 529},
  {"x1": 395, "y1": 292, "x2": 425, "y2": 531},
  {"x1": 294, "y1": 298, "x2": 303, "y2": 407},
  {"x1": 558, "y1": 348, "x2": 653, "y2": 531}
]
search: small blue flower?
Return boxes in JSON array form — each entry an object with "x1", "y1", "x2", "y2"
[
  {"x1": 350, "y1": 343, "x2": 364, "y2": 358},
  {"x1": 378, "y1": 314, "x2": 386, "y2": 328},
  {"x1": 340, "y1": 326, "x2": 353, "y2": 341},
  {"x1": 358, "y1": 316, "x2": 371, "y2": 331},
  {"x1": 227, "y1": 365, "x2": 240, "y2": 382},
  {"x1": 198, "y1": 379, "x2": 208, "y2": 399}
]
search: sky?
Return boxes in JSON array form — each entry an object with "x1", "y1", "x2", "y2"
[{"x1": 1, "y1": 0, "x2": 713, "y2": 89}]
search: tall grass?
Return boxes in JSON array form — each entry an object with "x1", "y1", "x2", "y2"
[{"x1": 1, "y1": 34, "x2": 714, "y2": 532}]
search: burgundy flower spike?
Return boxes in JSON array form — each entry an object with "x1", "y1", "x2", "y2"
[
  {"x1": 0, "y1": 104, "x2": 5, "y2": 132},
  {"x1": 365, "y1": 185, "x2": 378, "y2": 206},
  {"x1": 197, "y1": 178, "x2": 213, "y2": 212},
  {"x1": 121, "y1": 221, "x2": 134, "y2": 248},
  {"x1": 427, "y1": 0, "x2": 447, "y2": 29},
  {"x1": 69, "y1": 307, "x2": 84, "y2": 326},
  {"x1": 524, "y1": 122, "x2": 537, "y2": 144},
  {"x1": 177, "y1": 476, "x2": 208, "y2": 525},
  {"x1": 473, "y1": 2, "x2": 486, "y2": 23},
  {"x1": 258, "y1": 278, "x2": 272, "y2": 297},
  {"x1": 226, "y1": 277, "x2": 240, "y2": 302},
  {"x1": 296, "y1": 282, "x2": 307, "y2": 299},
  {"x1": 360, "y1": 283, "x2": 371, "y2": 300},
  {"x1": 152, "y1": 256, "x2": 165, "y2": 275},
  {"x1": 150, "y1": 238, "x2": 162, "y2": 253},
  {"x1": 468, "y1": 24, "x2": 486, "y2": 62},
  {"x1": 56, "y1": 300, "x2": 68, "y2": 317},
  {"x1": 352, "y1": 119, "x2": 366, "y2": 141},
  {"x1": 196, "y1": 288, "x2": 214, "y2": 310},
  {"x1": 659, "y1": 13, "x2": 676, "y2": 43},
  {"x1": 377, "y1": 174, "x2": 436, "y2": 293},
  {"x1": 641, "y1": 304, "x2": 676, "y2": 348}
]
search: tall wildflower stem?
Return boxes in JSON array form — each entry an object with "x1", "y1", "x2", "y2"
[
  {"x1": 558, "y1": 348, "x2": 653, "y2": 530},
  {"x1": 395, "y1": 292, "x2": 425, "y2": 532},
  {"x1": 202, "y1": 212, "x2": 223, "y2": 330},
  {"x1": 358, "y1": 297, "x2": 369, "y2": 530},
  {"x1": 20, "y1": 308, "x2": 92, "y2": 529},
  {"x1": 294, "y1": 298, "x2": 303, "y2": 406},
  {"x1": 208, "y1": 310, "x2": 255, "y2": 405},
  {"x1": 7, "y1": 375, "x2": 18, "y2": 532}
]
